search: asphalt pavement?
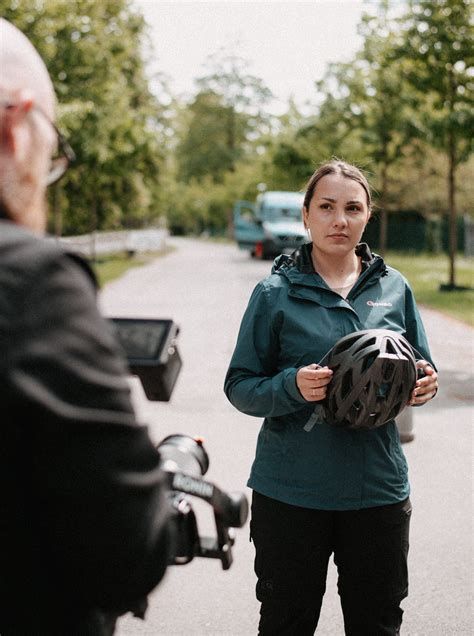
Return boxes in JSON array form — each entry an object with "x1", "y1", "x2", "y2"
[{"x1": 100, "y1": 237, "x2": 473, "y2": 636}]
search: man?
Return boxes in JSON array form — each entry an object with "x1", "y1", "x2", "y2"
[{"x1": 0, "y1": 18, "x2": 171, "y2": 635}]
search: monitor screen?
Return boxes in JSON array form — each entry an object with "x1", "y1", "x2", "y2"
[{"x1": 110, "y1": 319, "x2": 171, "y2": 361}]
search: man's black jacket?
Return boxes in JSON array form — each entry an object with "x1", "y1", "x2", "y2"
[{"x1": 0, "y1": 220, "x2": 171, "y2": 635}]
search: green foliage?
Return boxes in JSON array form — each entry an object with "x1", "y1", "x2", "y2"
[
  {"x1": 176, "y1": 90, "x2": 245, "y2": 183},
  {"x1": 270, "y1": 141, "x2": 313, "y2": 189},
  {"x1": 162, "y1": 155, "x2": 268, "y2": 235},
  {"x1": 384, "y1": 147, "x2": 474, "y2": 216},
  {"x1": 295, "y1": 2, "x2": 443, "y2": 252},
  {"x1": 2, "y1": 0, "x2": 472, "y2": 249},
  {"x1": 257, "y1": 100, "x2": 353, "y2": 193},
  {"x1": 1, "y1": 0, "x2": 166, "y2": 234},
  {"x1": 395, "y1": 0, "x2": 474, "y2": 161},
  {"x1": 392, "y1": 0, "x2": 473, "y2": 284},
  {"x1": 269, "y1": 0, "x2": 473, "y2": 265},
  {"x1": 176, "y1": 48, "x2": 273, "y2": 187}
]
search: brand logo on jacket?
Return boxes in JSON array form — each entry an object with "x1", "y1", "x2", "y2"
[{"x1": 367, "y1": 300, "x2": 393, "y2": 307}]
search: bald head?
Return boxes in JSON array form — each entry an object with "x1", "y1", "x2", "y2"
[
  {"x1": 0, "y1": 19, "x2": 58, "y2": 232},
  {"x1": 0, "y1": 18, "x2": 55, "y2": 118}
]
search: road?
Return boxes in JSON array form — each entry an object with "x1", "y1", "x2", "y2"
[{"x1": 100, "y1": 237, "x2": 473, "y2": 636}]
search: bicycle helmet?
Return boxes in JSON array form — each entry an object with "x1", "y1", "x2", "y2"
[{"x1": 323, "y1": 329, "x2": 417, "y2": 429}]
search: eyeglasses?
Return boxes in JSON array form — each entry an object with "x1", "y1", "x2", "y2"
[
  {"x1": 32, "y1": 104, "x2": 76, "y2": 185},
  {"x1": 1, "y1": 102, "x2": 76, "y2": 186}
]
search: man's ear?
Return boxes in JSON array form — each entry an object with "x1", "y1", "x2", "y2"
[{"x1": 1, "y1": 90, "x2": 34, "y2": 151}]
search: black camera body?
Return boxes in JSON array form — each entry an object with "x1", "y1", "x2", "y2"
[{"x1": 109, "y1": 318, "x2": 248, "y2": 570}]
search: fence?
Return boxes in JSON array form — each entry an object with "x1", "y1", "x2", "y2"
[
  {"x1": 364, "y1": 211, "x2": 473, "y2": 255},
  {"x1": 464, "y1": 216, "x2": 474, "y2": 257},
  {"x1": 49, "y1": 228, "x2": 168, "y2": 259}
]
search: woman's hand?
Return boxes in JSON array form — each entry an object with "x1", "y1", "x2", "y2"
[
  {"x1": 296, "y1": 364, "x2": 333, "y2": 402},
  {"x1": 409, "y1": 360, "x2": 438, "y2": 406}
]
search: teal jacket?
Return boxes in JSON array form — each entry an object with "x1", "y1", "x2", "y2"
[{"x1": 224, "y1": 243, "x2": 434, "y2": 510}]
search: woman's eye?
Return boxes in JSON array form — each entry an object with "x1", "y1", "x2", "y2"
[{"x1": 347, "y1": 206, "x2": 361, "y2": 213}]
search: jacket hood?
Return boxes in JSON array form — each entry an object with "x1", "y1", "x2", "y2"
[{"x1": 272, "y1": 243, "x2": 388, "y2": 302}]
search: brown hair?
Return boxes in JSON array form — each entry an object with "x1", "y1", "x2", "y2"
[{"x1": 303, "y1": 160, "x2": 372, "y2": 211}]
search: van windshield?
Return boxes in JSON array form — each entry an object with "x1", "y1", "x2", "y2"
[{"x1": 264, "y1": 206, "x2": 302, "y2": 222}]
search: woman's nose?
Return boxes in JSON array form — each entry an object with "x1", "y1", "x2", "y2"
[{"x1": 332, "y1": 209, "x2": 347, "y2": 227}]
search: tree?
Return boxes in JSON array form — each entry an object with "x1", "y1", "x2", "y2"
[
  {"x1": 351, "y1": 2, "x2": 421, "y2": 254},
  {"x1": 197, "y1": 48, "x2": 273, "y2": 156},
  {"x1": 262, "y1": 99, "x2": 320, "y2": 191},
  {"x1": 395, "y1": 0, "x2": 474, "y2": 286},
  {"x1": 1, "y1": 0, "x2": 167, "y2": 235},
  {"x1": 298, "y1": 1, "x2": 418, "y2": 255},
  {"x1": 176, "y1": 90, "x2": 244, "y2": 183},
  {"x1": 176, "y1": 48, "x2": 273, "y2": 184}
]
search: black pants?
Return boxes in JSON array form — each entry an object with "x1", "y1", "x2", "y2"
[{"x1": 250, "y1": 491, "x2": 412, "y2": 636}]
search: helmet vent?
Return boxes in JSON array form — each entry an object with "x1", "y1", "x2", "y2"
[
  {"x1": 385, "y1": 339, "x2": 397, "y2": 355},
  {"x1": 376, "y1": 381, "x2": 391, "y2": 399},
  {"x1": 354, "y1": 336, "x2": 376, "y2": 355},
  {"x1": 336, "y1": 334, "x2": 360, "y2": 353},
  {"x1": 382, "y1": 361, "x2": 396, "y2": 381},
  {"x1": 341, "y1": 371, "x2": 353, "y2": 398},
  {"x1": 361, "y1": 351, "x2": 378, "y2": 372}
]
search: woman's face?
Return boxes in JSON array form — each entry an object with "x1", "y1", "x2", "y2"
[{"x1": 303, "y1": 173, "x2": 370, "y2": 259}]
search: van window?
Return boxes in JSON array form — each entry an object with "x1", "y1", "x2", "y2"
[{"x1": 264, "y1": 206, "x2": 302, "y2": 221}]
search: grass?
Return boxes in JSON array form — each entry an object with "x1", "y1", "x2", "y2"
[
  {"x1": 91, "y1": 247, "x2": 175, "y2": 287},
  {"x1": 386, "y1": 252, "x2": 474, "y2": 327}
]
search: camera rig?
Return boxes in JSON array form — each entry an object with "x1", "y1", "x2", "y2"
[{"x1": 109, "y1": 318, "x2": 248, "y2": 571}]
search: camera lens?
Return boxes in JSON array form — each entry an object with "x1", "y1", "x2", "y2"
[{"x1": 157, "y1": 434, "x2": 210, "y2": 477}]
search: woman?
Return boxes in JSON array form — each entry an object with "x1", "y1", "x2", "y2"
[{"x1": 224, "y1": 160, "x2": 438, "y2": 635}]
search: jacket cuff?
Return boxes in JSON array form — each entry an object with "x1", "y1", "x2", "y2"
[{"x1": 283, "y1": 368, "x2": 307, "y2": 404}]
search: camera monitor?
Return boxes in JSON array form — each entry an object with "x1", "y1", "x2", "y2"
[{"x1": 109, "y1": 318, "x2": 182, "y2": 401}]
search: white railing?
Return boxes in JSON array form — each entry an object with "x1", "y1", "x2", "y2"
[{"x1": 49, "y1": 228, "x2": 168, "y2": 258}]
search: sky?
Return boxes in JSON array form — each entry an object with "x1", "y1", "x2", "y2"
[{"x1": 133, "y1": 0, "x2": 367, "y2": 114}]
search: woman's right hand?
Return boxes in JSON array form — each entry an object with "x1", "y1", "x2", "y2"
[{"x1": 296, "y1": 364, "x2": 333, "y2": 402}]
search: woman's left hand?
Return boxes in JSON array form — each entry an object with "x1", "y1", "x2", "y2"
[{"x1": 408, "y1": 360, "x2": 438, "y2": 406}]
